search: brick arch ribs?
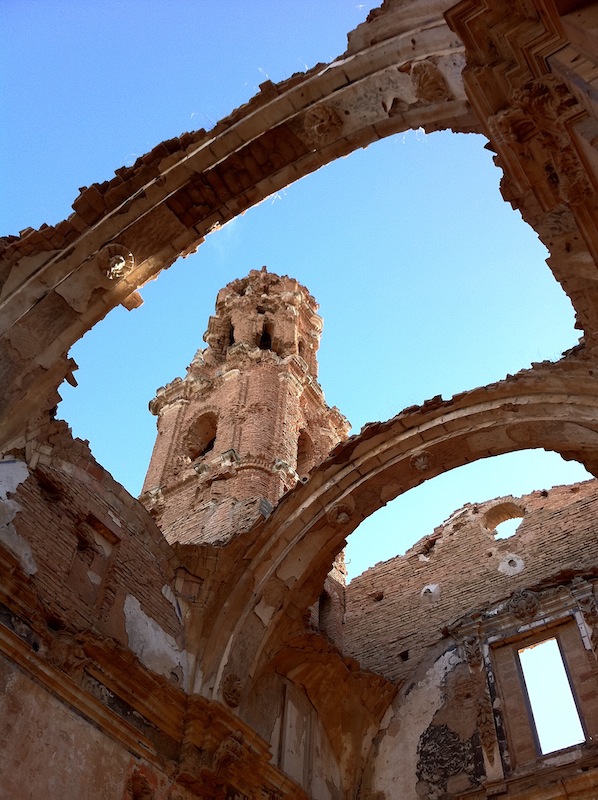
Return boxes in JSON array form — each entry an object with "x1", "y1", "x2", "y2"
[
  {"x1": 198, "y1": 360, "x2": 598, "y2": 700},
  {"x1": 0, "y1": 11, "x2": 476, "y2": 451}
]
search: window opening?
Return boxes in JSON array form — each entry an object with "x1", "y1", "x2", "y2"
[
  {"x1": 494, "y1": 518, "x2": 522, "y2": 539},
  {"x1": 259, "y1": 323, "x2": 272, "y2": 351},
  {"x1": 518, "y1": 637, "x2": 585, "y2": 754},
  {"x1": 186, "y1": 413, "x2": 218, "y2": 461},
  {"x1": 483, "y1": 502, "x2": 525, "y2": 540}
]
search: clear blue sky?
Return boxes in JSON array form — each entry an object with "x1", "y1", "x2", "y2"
[{"x1": 2, "y1": 1, "x2": 591, "y2": 579}]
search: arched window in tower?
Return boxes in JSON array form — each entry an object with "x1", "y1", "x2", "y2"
[
  {"x1": 185, "y1": 412, "x2": 218, "y2": 461},
  {"x1": 296, "y1": 430, "x2": 314, "y2": 478},
  {"x1": 259, "y1": 322, "x2": 273, "y2": 351}
]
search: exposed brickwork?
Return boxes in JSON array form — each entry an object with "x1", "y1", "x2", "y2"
[
  {"x1": 3, "y1": 1, "x2": 598, "y2": 798},
  {"x1": 140, "y1": 268, "x2": 349, "y2": 546},
  {"x1": 2, "y1": 420, "x2": 184, "y2": 663},
  {"x1": 344, "y1": 481, "x2": 598, "y2": 684}
]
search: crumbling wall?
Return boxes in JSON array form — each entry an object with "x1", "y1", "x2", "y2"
[
  {"x1": 1, "y1": 422, "x2": 186, "y2": 689},
  {"x1": 348, "y1": 480, "x2": 598, "y2": 799},
  {"x1": 345, "y1": 480, "x2": 598, "y2": 682}
]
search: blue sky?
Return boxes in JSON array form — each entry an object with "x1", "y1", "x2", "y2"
[{"x1": 2, "y1": 1, "x2": 591, "y2": 579}]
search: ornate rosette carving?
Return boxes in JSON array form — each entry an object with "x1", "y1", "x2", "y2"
[
  {"x1": 222, "y1": 672, "x2": 243, "y2": 707},
  {"x1": 507, "y1": 588, "x2": 539, "y2": 620},
  {"x1": 326, "y1": 503, "x2": 353, "y2": 528},
  {"x1": 412, "y1": 60, "x2": 450, "y2": 104},
  {"x1": 410, "y1": 450, "x2": 434, "y2": 472},
  {"x1": 98, "y1": 243, "x2": 135, "y2": 280},
  {"x1": 300, "y1": 104, "x2": 343, "y2": 147}
]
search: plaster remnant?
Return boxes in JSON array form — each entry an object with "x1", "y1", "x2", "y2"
[
  {"x1": 87, "y1": 570, "x2": 102, "y2": 586},
  {"x1": 0, "y1": 459, "x2": 37, "y2": 575},
  {"x1": 255, "y1": 597, "x2": 276, "y2": 626},
  {"x1": 124, "y1": 594, "x2": 187, "y2": 688},
  {"x1": 497, "y1": 553, "x2": 524, "y2": 576},
  {"x1": 91, "y1": 530, "x2": 112, "y2": 557},
  {"x1": 421, "y1": 584, "x2": 441, "y2": 603},
  {"x1": 161, "y1": 583, "x2": 183, "y2": 622},
  {"x1": 371, "y1": 650, "x2": 461, "y2": 800}
]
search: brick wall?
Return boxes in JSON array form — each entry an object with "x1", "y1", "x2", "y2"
[{"x1": 344, "y1": 481, "x2": 598, "y2": 684}]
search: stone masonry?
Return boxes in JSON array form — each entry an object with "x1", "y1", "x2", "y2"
[
  {"x1": 141, "y1": 268, "x2": 349, "y2": 547},
  {"x1": 3, "y1": 1, "x2": 598, "y2": 798}
]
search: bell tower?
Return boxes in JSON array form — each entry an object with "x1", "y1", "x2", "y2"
[{"x1": 141, "y1": 268, "x2": 350, "y2": 546}]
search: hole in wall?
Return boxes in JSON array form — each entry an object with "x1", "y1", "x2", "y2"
[
  {"x1": 494, "y1": 518, "x2": 523, "y2": 539},
  {"x1": 258, "y1": 324, "x2": 273, "y2": 351},
  {"x1": 185, "y1": 413, "x2": 218, "y2": 461},
  {"x1": 345, "y1": 450, "x2": 591, "y2": 581},
  {"x1": 484, "y1": 501, "x2": 525, "y2": 539}
]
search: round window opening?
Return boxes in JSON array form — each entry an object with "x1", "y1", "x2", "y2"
[{"x1": 483, "y1": 502, "x2": 525, "y2": 540}]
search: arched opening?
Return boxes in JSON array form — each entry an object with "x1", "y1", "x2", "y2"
[
  {"x1": 55, "y1": 128, "x2": 582, "y2": 497},
  {"x1": 185, "y1": 412, "x2": 217, "y2": 461},
  {"x1": 344, "y1": 450, "x2": 592, "y2": 581},
  {"x1": 258, "y1": 323, "x2": 273, "y2": 351}
]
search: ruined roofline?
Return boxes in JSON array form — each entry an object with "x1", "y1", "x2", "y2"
[{"x1": 349, "y1": 479, "x2": 598, "y2": 582}]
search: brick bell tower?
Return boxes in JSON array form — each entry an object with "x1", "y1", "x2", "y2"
[{"x1": 140, "y1": 267, "x2": 350, "y2": 547}]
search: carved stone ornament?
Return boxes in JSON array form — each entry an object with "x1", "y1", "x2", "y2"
[
  {"x1": 301, "y1": 103, "x2": 343, "y2": 147},
  {"x1": 213, "y1": 731, "x2": 244, "y2": 775},
  {"x1": 98, "y1": 243, "x2": 135, "y2": 280},
  {"x1": 220, "y1": 448, "x2": 241, "y2": 467},
  {"x1": 477, "y1": 690, "x2": 496, "y2": 766},
  {"x1": 578, "y1": 594, "x2": 598, "y2": 653},
  {"x1": 538, "y1": 207, "x2": 578, "y2": 238},
  {"x1": 417, "y1": 724, "x2": 476, "y2": 794},
  {"x1": 411, "y1": 60, "x2": 451, "y2": 104},
  {"x1": 410, "y1": 450, "x2": 434, "y2": 472},
  {"x1": 507, "y1": 589, "x2": 540, "y2": 620},
  {"x1": 490, "y1": 76, "x2": 593, "y2": 210},
  {"x1": 260, "y1": 790, "x2": 283, "y2": 800},
  {"x1": 222, "y1": 672, "x2": 243, "y2": 707},
  {"x1": 327, "y1": 503, "x2": 353, "y2": 528},
  {"x1": 46, "y1": 632, "x2": 90, "y2": 677},
  {"x1": 462, "y1": 635, "x2": 483, "y2": 670},
  {"x1": 514, "y1": 77, "x2": 593, "y2": 206}
]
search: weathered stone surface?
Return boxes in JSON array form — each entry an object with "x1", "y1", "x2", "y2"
[{"x1": 3, "y1": 1, "x2": 598, "y2": 797}]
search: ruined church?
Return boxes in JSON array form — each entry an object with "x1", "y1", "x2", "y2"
[{"x1": 3, "y1": 1, "x2": 598, "y2": 798}]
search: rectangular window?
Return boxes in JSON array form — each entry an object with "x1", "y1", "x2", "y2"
[{"x1": 518, "y1": 637, "x2": 585, "y2": 754}]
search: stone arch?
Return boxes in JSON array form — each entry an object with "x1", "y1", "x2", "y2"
[
  {"x1": 0, "y1": 19, "x2": 478, "y2": 451},
  {"x1": 198, "y1": 363, "x2": 598, "y2": 696},
  {"x1": 3, "y1": 2, "x2": 598, "y2": 460}
]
